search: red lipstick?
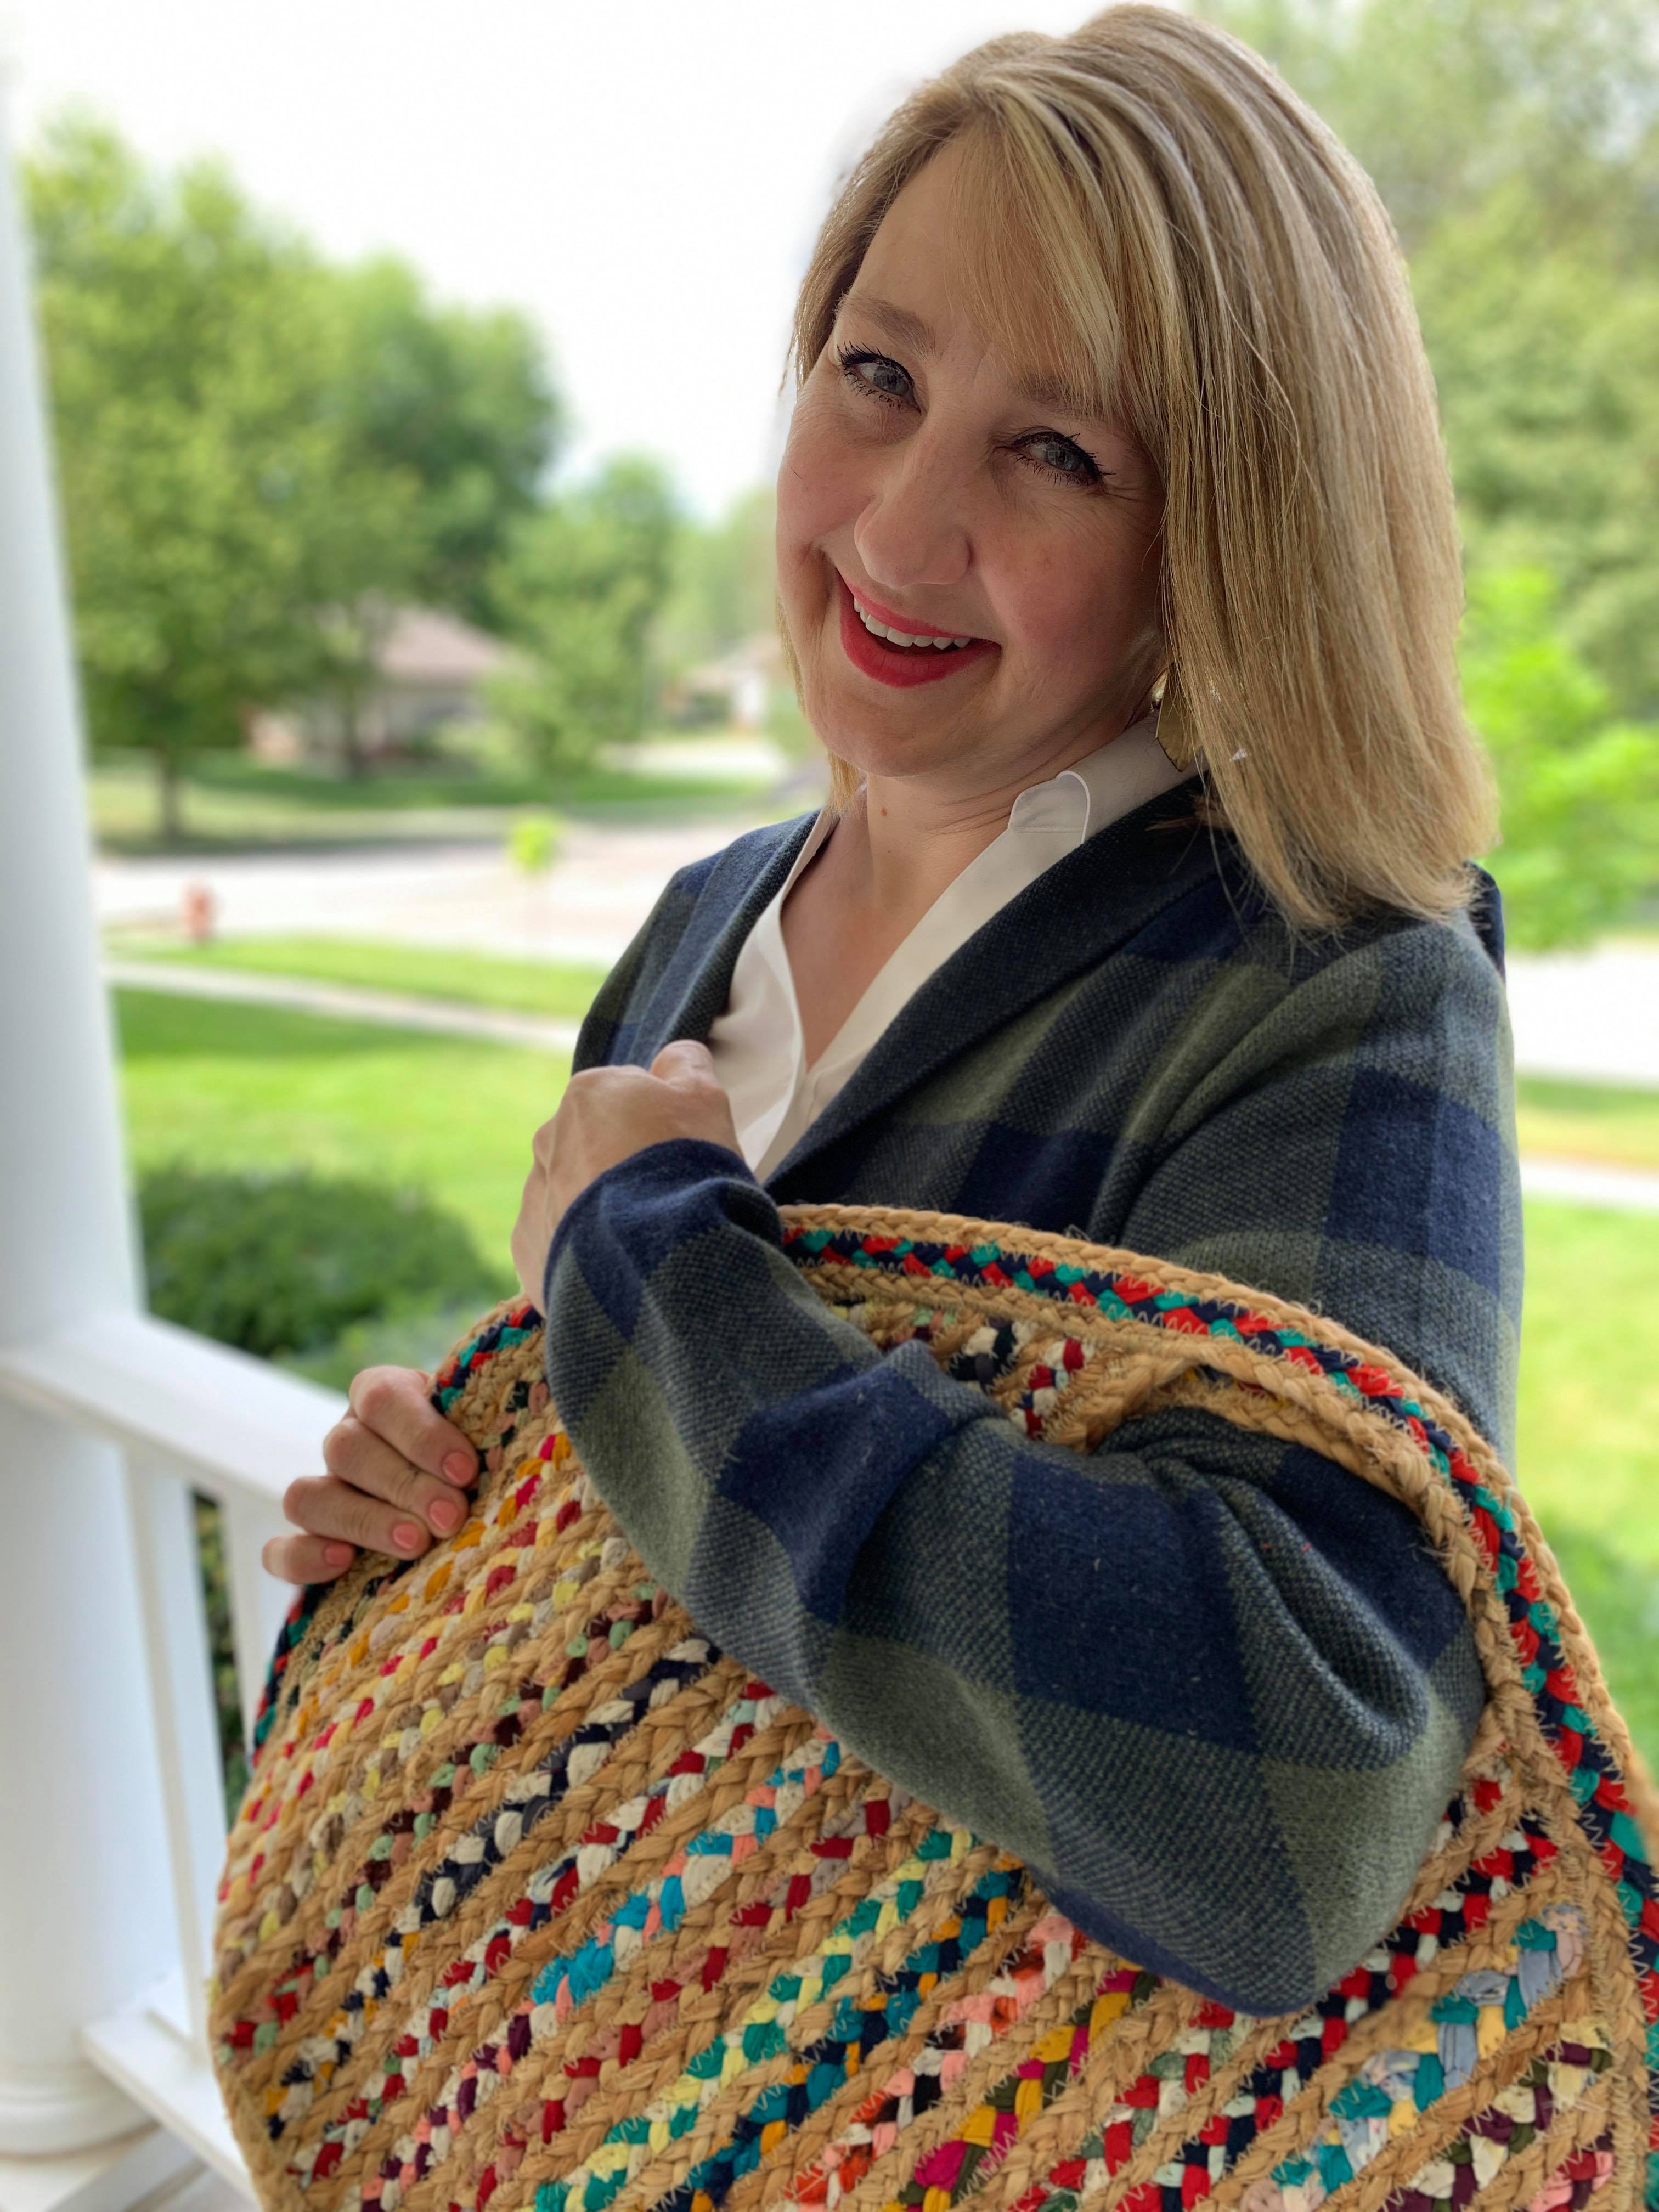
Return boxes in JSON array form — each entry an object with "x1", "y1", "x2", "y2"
[{"x1": 834, "y1": 572, "x2": 998, "y2": 690}]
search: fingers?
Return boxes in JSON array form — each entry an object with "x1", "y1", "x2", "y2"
[
  {"x1": 261, "y1": 1362, "x2": 485, "y2": 1587},
  {"x1": 345, "y1": 1364, "x2": 478, "y2": 1488},
  {"x1": 650, "y1": 1038, "x2": 720, "y2": 1089},
  {"x1": 315, "y1": 1418, "x2": 470, "y2": 1544},
  {"x1": 262, "y1": 1438, "x2": 476, "y2": 1589},
  {"x1": 279, "y1": 1465, "x2": 460, "y2": 1565},
  {"x1": 261, "y1": 1528, "x2": 359, "y2": 1587}
]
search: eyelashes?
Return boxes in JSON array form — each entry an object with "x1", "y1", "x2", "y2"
[
  {"x1": 832, "y1": 342, "x2": 1105, "y2": 490},
  {"x1": 836, "y1": 345, "x2": 916, "y2": 410}
]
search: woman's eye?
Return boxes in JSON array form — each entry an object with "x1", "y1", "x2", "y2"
[
  {"x1": 1024, "y1": 433, "x2": 1099, "y2": 484},
  {"x1": 837, "y1": 346, "x2": 913, "y2": 405}
]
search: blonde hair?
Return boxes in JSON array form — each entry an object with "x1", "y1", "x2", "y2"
[{"x1": 785, "y1": 4, "x2": 1494, "y2": 932}]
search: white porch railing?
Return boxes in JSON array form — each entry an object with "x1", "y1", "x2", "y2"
[{"x1": 0, "y1": 82, "x2": 338, "y2": 2210}]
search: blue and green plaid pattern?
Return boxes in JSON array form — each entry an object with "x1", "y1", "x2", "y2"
[{"x1": 540, "y1": 783, "x2": 1520, "y2": 2013}]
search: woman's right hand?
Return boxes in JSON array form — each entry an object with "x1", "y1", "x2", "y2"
[{"x1": 261, "y1": 1364, "x2": 480, "y2": 1585}]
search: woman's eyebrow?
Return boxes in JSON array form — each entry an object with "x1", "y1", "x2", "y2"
[
  {"x1": 1012, "y1": 366, "x2": 1100, "y2": 415},
  {"x1": 839, "y1": 292, "x2": 1103, "y2": 421},
  {"x1": 839, "y1": 293, "x2": 938, "y2": 357}
]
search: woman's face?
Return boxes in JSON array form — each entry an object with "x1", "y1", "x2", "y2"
[{"x1": 776, "y1": 138, "x2": 1166, "y2": 802}]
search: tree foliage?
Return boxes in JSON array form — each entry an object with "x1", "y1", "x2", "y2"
[
  {"x1": 1460, "y1": 571, "x2": 1659, "y2": 950},
  {"x1": 329, "y1": 257, "x2": 562, "y2": 625},
  {"x1": 1203, "y1": 0, "x2": 1659, "y2": 940},
  {"x1": 1204, "y1": 0, "x2": 1659, "y2": 727},
  {"x1": 1412, "y1": 194, "x2": 1659, "y2": 720},
  {"x1": 487, "y1": 456, "x2": 680, "y2": 771},
  {"x1": 656, "y1": 486, "x2": 778, "y2": 673},
  {"x1": 29, "y1": 121, "x2": 346, "y2": 835},
  {"x1": 1205, "y1": 0, "x2": 1659, "y2": 252},
  {"x1": 27, "y1": 119, "x2": 562, "y2": 828}
]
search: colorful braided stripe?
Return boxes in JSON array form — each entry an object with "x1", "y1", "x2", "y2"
[{"x1": 539, "y1": 1847, "x2": 1022, "y2": 2212}]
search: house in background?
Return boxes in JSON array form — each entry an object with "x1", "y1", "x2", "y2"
[
  {"x1": 247, "y1": 603, "x2": 510, "y2": 765},
  {"x1": 662, "y1": 630, "x2": 785, "y2": 730}
]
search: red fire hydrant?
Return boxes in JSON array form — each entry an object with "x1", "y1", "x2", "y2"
[{"x1": 181, "y1": 881, "x2": 216, "y2": 946}]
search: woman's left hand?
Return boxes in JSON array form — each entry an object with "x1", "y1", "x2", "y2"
[{"x1": 510, "y1": 1039, "x2": 742, "y2": 1307}]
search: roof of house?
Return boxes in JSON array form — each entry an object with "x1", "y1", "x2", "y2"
[
  {"x1": 378, "y1": 606, "x2": 509, "y2": 686},
  {"x1": 686, "y1": 633, "x2": 787, "y2": 688}
]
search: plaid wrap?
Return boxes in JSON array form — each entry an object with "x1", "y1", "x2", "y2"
[{"x1": 540, "y1": 782, "x2": 1521, "y2": 2015}]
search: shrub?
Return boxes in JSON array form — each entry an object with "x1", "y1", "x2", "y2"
[
  {"x1": 506, "y1": 809, "x2": 564, "y2": 877},
  {"x1": 1464, "y1": 569, "x2": 1659, "y2": 950},
  {"x1": 138, "y1": 1164, "x2": 499, "y2": 1360}
]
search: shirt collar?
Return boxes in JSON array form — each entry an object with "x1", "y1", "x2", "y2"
[
  {"x1": 1005, "y1": 709, "x2": 1185, "y2": 841},
  {"x1": 778, "y1": 705, "x2": 1186, "y2": 896}
]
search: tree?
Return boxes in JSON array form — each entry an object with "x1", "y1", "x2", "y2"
[
  {"x1": 27, "y1": 120, "x2": 348, "y2": 838},
  {"x1": 27, "y1": 121, "x2": 568, "y2": 827},
  {"x1": 1465, "y1": 570, "x2": 1659, "y2": 949},
  {"x1": 328, "y1": 258, "x2": 563, "y2": 628},
  {"x1": 1203, "y1": 0, "x2": 1659, "y2": 729},
  {"x1": 656, "y1": 485, "x2": 778, "y2": 675},
  {"x1": 1203, "y1": 0, "x2": 1659, "y2": 252},
  {"x1": 487, "y1": 456, "x2": 680, "y2": 773},
  {"x1": 1412, "y1": 191, "x2": 1659, "y2": 721}
]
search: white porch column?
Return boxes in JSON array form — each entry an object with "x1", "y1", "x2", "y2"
[{"x1": 0, "y1": 78, "x2": 177, "y2": 2154}]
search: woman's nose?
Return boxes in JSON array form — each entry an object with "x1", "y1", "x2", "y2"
[{"x1": 851, "y1": 432, "x2": 973, "y2": 596}]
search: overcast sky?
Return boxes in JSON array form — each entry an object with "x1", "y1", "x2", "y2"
[{"x1": 3, "y1": 0, "x2": 1099, "y2": 518}]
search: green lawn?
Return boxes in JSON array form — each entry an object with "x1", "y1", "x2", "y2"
[
  {"x1": 114, "y1": 988, "x2": 556, "y2": 1279},
  {"x1": 1512, "y1": 1198, "x2": 1659, "y2": 1766},
  {"x1": 113, "y1": 986, "x2": 1659, "y2": 1775},
  {"x1": 109, "y1": 934, "x2": 610, "y2": 1021},
  {"x1": 109, "y1": 943, "x2": 1659, "y2": 1178},
  {"x1": 92, "y1": 746, "x2": 775, "y2": 853},
  {"x1": 1515, "y1": 1075, "x2": 1659, "y2": 1174}
]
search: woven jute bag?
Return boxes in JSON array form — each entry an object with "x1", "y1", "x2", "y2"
[{"x1": 212, "y1": 1205, "x2": 1659, "y2": 2212}]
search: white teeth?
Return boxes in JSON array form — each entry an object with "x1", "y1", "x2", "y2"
[{"x1": 853, "y1": 597, "x2": 975, "y2": 650}]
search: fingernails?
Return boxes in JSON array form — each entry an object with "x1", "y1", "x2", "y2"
[
  {"x1": 392, "y1": 1521, "x2": 424, "y2": 1554},
  {"x1": 442, "y1": 1452, "x2": 474, "y2": 1485},
  {"x1": 325, "y1": 1542, "x2": 355, "y2": 1568},
  {"x1": 428, "y1": 1495, "x2": 462, "y2": 1534}
]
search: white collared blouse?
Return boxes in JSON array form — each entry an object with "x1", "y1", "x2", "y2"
[{"x1": 706, "y1": 711, "x2": 1187, "y2": 1179}]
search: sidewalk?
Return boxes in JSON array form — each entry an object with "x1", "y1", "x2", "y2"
[
  {"x1": 1504, "y1": 942, "x2": 1659, "y2": 1089},
  {"x1": 1518, "y1": 1156, "x2": 1659, "y2": 1215}
]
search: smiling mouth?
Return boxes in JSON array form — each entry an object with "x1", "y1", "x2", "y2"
[
  {"x1": 848, "y1": 591, "x2": 981, "y2": 652},
  {"x1": 833, "y1": 573, "x2": 998, "y2": 690}
]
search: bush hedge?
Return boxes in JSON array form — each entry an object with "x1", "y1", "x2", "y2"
[{"x1": 138, "y1": 1164, "x2": 500, "y2": 1359}]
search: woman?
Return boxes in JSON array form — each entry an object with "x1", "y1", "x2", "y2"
[{"x1": 263, "y1": 5, "x2": 1519, "y2": 2017}]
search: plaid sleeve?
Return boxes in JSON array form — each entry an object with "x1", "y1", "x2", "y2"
[{"x1": 540, "y1": 1131, "x2": 1486, "y2": 2017}]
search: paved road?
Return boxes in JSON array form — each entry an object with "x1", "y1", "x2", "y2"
[
  {"x1": 95, "y1": 821, "x2": 763, "y2": 969},
  {"x1": 97, "y1": 823, "x2": 1659, "y2": 1086}
]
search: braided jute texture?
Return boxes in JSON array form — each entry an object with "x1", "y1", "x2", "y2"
[{"x1": 211, "y1": 1202, "x2": 1659, "y2": 2212}]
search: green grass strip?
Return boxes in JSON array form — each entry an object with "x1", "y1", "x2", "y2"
[{"x1": 109, "y1": 934, "x2": 609, "y2": 1020}]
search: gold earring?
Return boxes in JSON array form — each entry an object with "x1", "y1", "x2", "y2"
[{"x1": 1152, "y1": 669, "x2": 1197, "y2": 768}]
